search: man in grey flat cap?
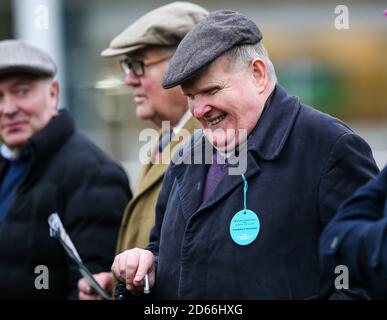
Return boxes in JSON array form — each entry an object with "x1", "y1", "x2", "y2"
[
  {"x1": 78, "y1": 2, "x2": 207, "y2": 299},
  {"x1": 0, "y1": 40, "x2": 131, "y2": 299},
  {"x1": 111, "y1": 11, "x2": 379, "y2": 299}
]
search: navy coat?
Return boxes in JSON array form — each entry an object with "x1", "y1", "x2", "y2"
[
  {"x1": 0, "y1": 111, "x2": 131, "y2": 299},
  {"x1": 147, "y1": 85, "x2": 379, "y2": 299},
  {"x1": 320, "y1": 166, "x2": 387, "y2": 298}
]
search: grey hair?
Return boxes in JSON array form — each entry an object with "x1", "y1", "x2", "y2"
[{"x1": 223, "y1": 42, "x2": 277, "y2": 83}]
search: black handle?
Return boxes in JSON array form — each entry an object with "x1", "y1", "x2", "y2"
[{"x1": 114, "y1": 281, "x2": 131, "y2": 300}]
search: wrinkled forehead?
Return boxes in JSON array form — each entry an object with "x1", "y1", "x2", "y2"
[{"x1": 181, "y1": 55, "x2": 230, "y2": 92}]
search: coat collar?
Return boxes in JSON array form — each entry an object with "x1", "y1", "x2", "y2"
[
  {"x1": 28, "y1": 110, "x2": 74, "y2": 163},
  {"x1": 247, "y1": 84, "x2": 301, "y2": 160}
]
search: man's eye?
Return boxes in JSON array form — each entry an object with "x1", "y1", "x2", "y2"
[
  {"x1": 204, "y1": 88, "x2": 219, "y2": 95},
  {"x1": 17, "y1": 88, "x2": 30, "y2": 96}
]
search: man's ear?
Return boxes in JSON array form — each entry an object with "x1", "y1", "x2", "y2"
[
  {"x1": 251, "y1": 58, "x2": 268, "y2": 93},
  {"x1": 49, "y1": 80, "x2": 59, "y2": 111}
]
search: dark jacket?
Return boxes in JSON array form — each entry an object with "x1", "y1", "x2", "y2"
[
  {"x1": 320, "y1": 166, "x2": 387, "y2": 299},
  {"x1": 0, "y1": 111, "x2": 131, "y2": 299},
  {"x1": 146, "y1": 85, "x2": 379, "y2": 299}
]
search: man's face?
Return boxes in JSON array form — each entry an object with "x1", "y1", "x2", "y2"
[
  {"x1": 123, "y1": 47, "x2": 187, "y2": 127},
  {"x1": 0, "y1": 73, "x2": 58, "y2": 150},
  {"x1": 182, "y1": 57, "x2": 267, "y2": 151}
]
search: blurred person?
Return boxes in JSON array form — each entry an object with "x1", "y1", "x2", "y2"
[
  {"x1": 320, "y1": 166, "x2": 387, "y2": 299},
  {"x1": 111, "y1": 10, "x2": 379, "y2": 299},
  {"x1": 0, "y1": 40, "x2": 131, "y2": 299},
  {"x1": 78, "y1": 2, "x2": 207, "y2": 299}
]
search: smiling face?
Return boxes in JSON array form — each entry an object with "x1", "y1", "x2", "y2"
[
  {"x1": 181, "y1": 55, "x2": 273, "y2": 152},
  {"x1": 123, "y1": 47, "x2": 188, "y2": 127},
  {"x1": 0, "y1": 73, "x2": 58, "y2": 151}
]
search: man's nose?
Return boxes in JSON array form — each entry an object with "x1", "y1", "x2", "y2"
[
  {"x1": 0, "y1": 96, "x2": 18, "y2": 115},
  {"x1": 190, "y1": 98, "x2": 213, "y2": 119},
  {"x1": 123, "y1": 71, "x2": 141, "y2": 87}
]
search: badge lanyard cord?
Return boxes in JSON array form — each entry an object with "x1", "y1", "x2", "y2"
[
  {"x1": 241, "y1": 173, "x2": 248, "y2": 212},
  {"x1": 238, "y1": 91, "x2": 274, "y2": 215}
]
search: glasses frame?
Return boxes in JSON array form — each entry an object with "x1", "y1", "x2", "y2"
[{"x1": 119, "y1": 55, "x2": 171, "y2": 77}]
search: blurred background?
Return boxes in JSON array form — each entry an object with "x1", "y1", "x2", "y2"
[{"x1": 1, "y1": 0, "x2": 386, "y2": 186}]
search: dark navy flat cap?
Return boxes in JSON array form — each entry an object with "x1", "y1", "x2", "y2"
[{"x1": 162, "y1": 10, "x2": 262, "y2": 89}]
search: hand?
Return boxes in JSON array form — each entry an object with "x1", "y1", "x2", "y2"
[
  {"x1": 111, "y1": 248, "x2": 155, "y2": 295},
  {"x1": 78, "y1": 271, "x2": 113, "y2": 300}
]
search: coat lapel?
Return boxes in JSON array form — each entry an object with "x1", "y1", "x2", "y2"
[
  {"x1": 176, "y1": 163, "x2": 209, "y2": 221},
  {"x1": 133, "y1": 162, "x2": 168, "y2": 202},
  {"x1": 197, "y1": 152, "x2": 261, "y2": 213},
  {"x1": 176, "y1": 148, "x2": 261, "y2": 221}
]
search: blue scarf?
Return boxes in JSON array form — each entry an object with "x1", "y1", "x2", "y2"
[{"x1": 0, "y1": 146, "x2": 30, "y2": 223}]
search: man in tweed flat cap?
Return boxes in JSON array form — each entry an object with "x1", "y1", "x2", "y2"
[
  {"x1": 112, "y1": 11, "x2": 378, "y2": 299},
  {"x1": 0, "y1": 40, "x2": 131, "y2": 299},
  {"x1": 78, "y1": 2, "x2": 207, "y2": 299}
]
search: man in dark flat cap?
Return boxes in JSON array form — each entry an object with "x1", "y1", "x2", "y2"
[
  {"x1": 78, "y1": 2, "x2": 207, "y2": 299},
  {"x1": 0, "y1": 40, "x2": 131, "y2": 299},
  {"x1": 111, "y1": 10, "x2": 379, "y2": 299}
]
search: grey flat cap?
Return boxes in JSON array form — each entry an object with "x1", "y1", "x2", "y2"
[
  {"x1": 101, "y1": 2, "x2": 208, "y2": 57},
  {"x1": 162, "y1": 10, "x2": 262, "y2": 89},
  {"x1": 0, "y1": 40, "x2": 57, "y2": 77}
]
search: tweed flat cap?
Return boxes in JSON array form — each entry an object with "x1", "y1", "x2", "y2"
[
  {"x1": 162, "y1": 10, "x2": 262, "y2": 89},
  {"x1": 101, "y1": 2, "x2": 208, "y2": 57},
  {"x1": 0, "y1": 40, "x2": 57, "y2": 77}
]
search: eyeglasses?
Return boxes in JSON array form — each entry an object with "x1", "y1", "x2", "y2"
[{"x1": 119, "y1": 55, "x2": 171, "y2": 77}]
